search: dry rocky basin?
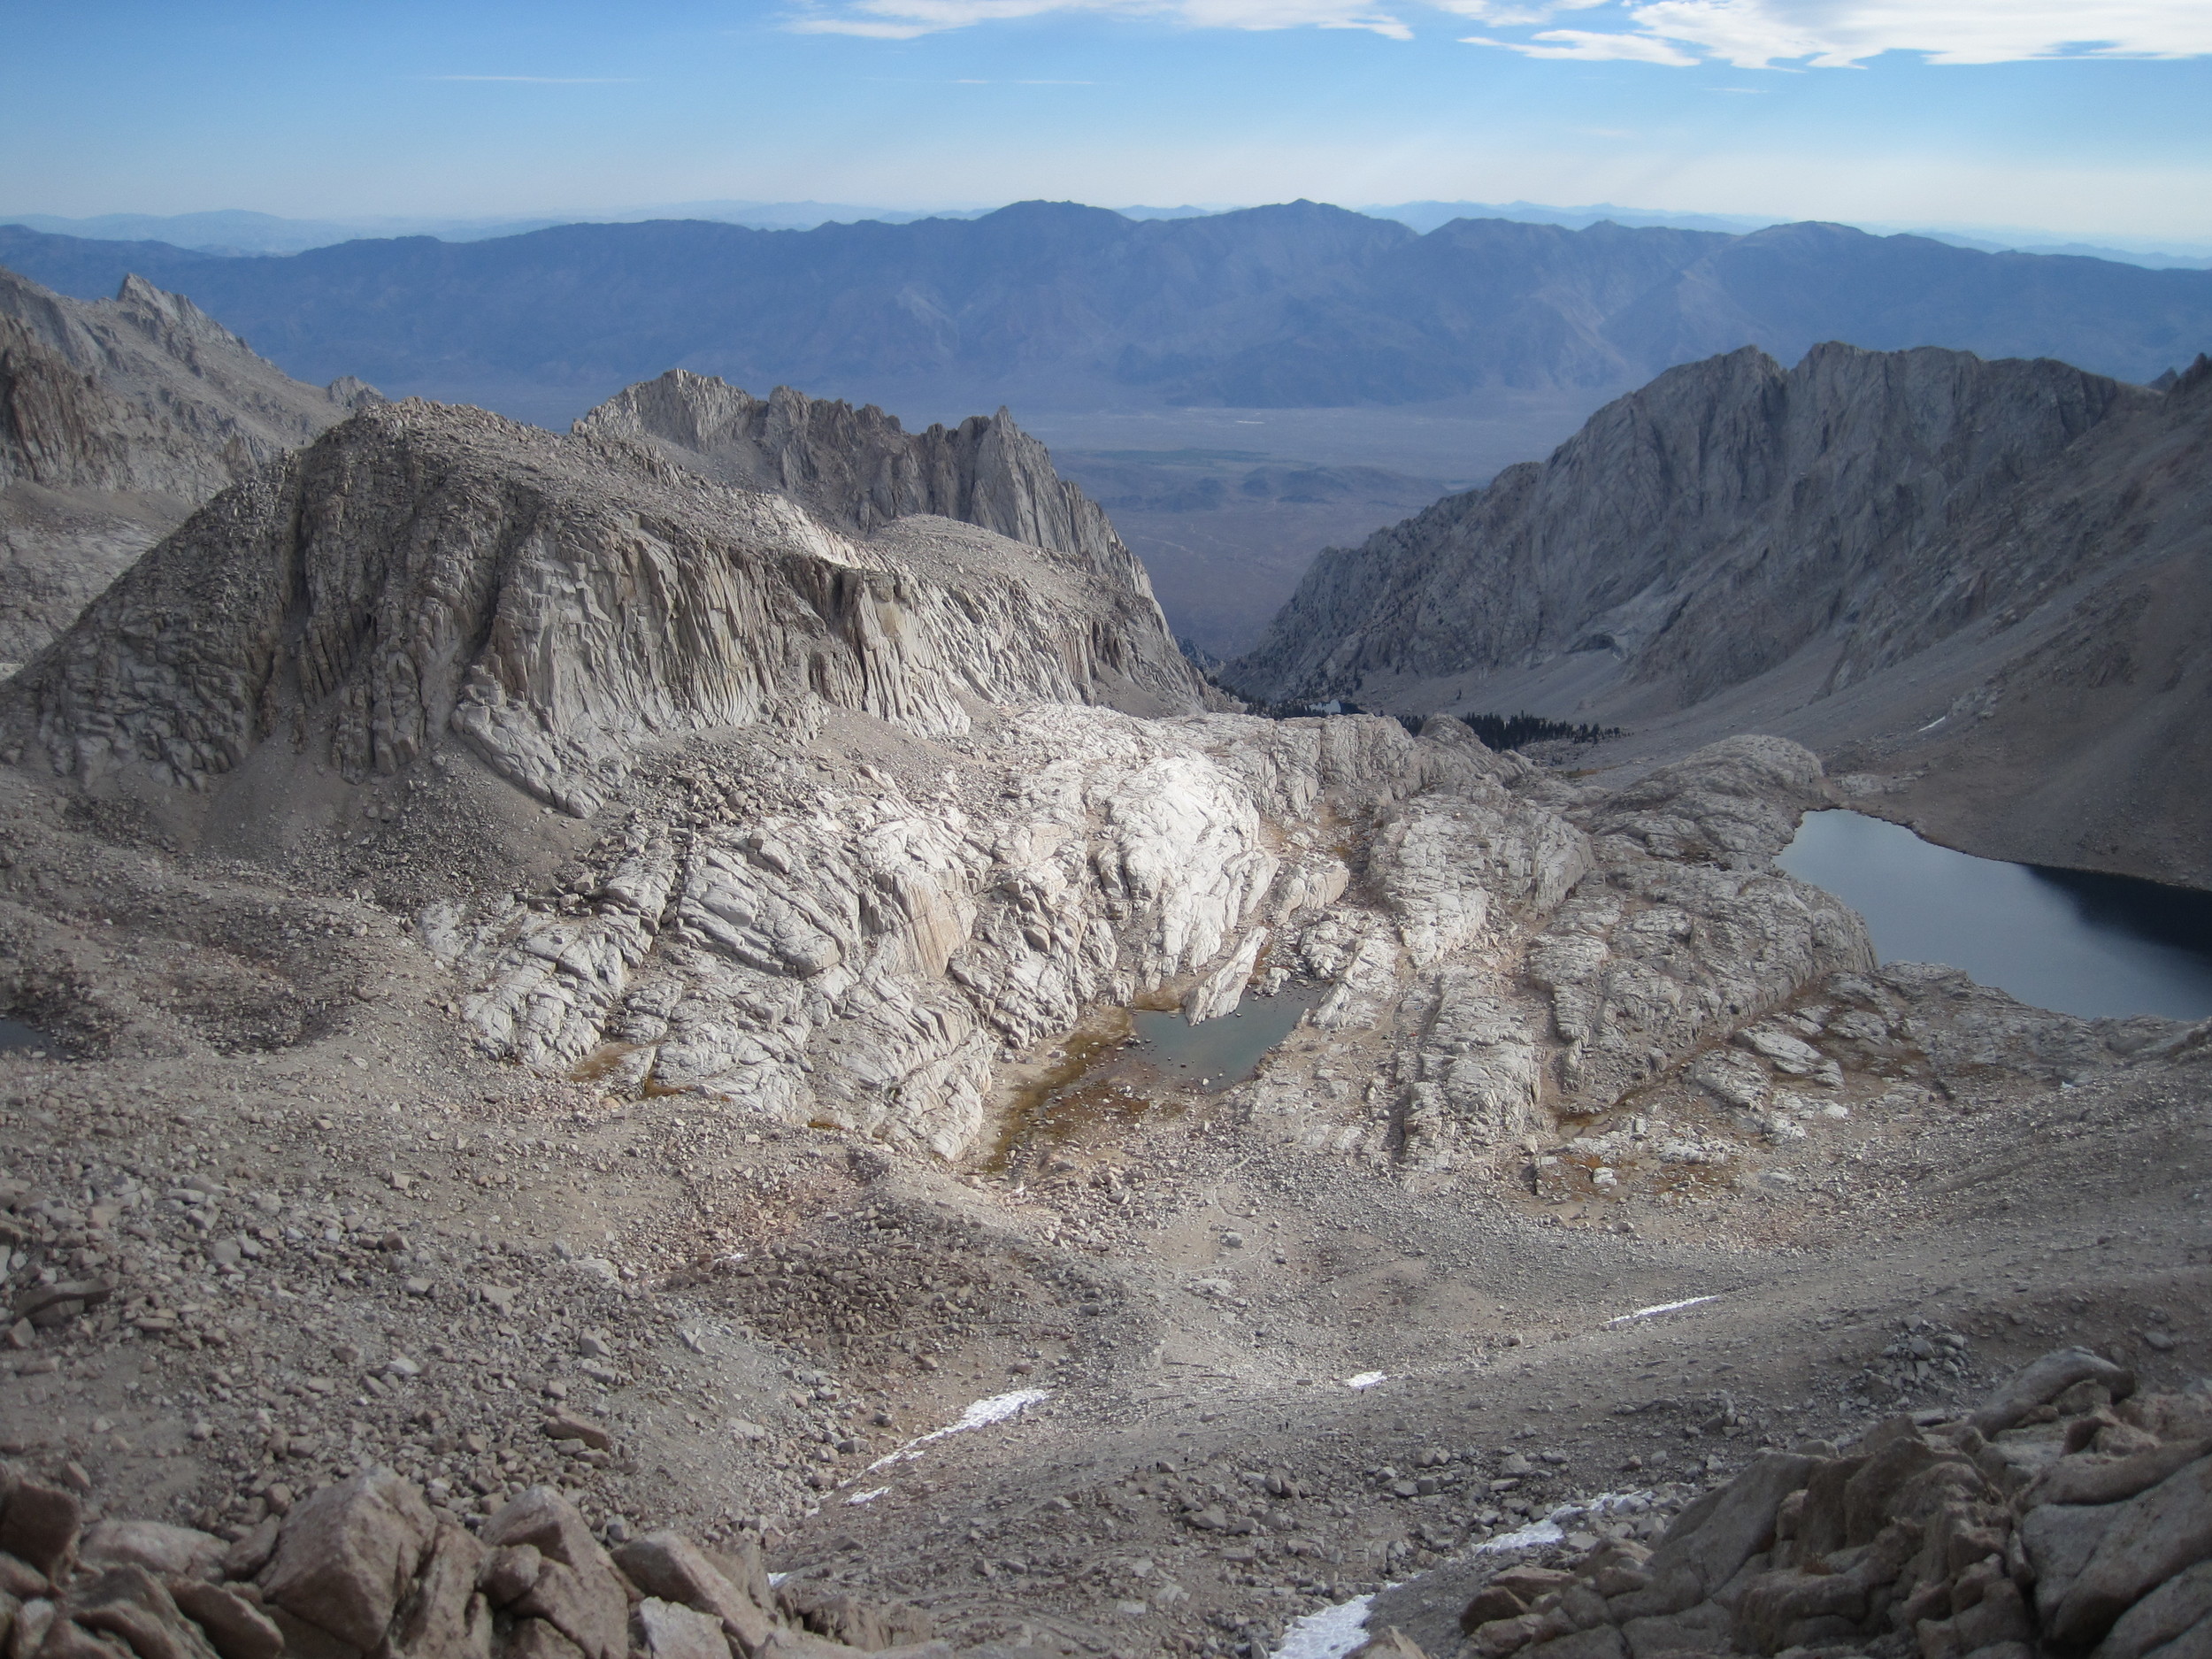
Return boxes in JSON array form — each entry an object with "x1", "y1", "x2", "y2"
[{"x1": 1, "y1": 276, "x2": 2209, "y2": 1659}]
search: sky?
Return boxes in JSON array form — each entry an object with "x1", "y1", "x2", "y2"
[{"x1": 4, "y1": 0, "x2": 2209, "y2": 244}]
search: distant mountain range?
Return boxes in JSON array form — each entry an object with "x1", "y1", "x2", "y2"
[
  {"x1": 11, "y1": 199, "x2": 2208, "y2": 268},
  {"x1": 0, "y1": 200, "x2": 1221, "y2": 256},
  {"x1": 3, "y1": 203, "x2": 2208, "y2": 431}
]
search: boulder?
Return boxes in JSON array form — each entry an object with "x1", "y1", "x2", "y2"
[
  {"x1": 2051, "y1": 1455, "x2": 2212, "y2": 1646},
  {"x1": 614, "y1": 1532, "x2": 773, "y2": 1655},
  {"x1": 1470, "y1": 1610, "x2": 1570, "y2": 1656},
  {"x1": 2094, "y1": 1563, "x2": 2212, "y2": 1659},
  {"x1": 1973, "y1": 1349, "x2": 2136, "y2": 1436},
  {"x1": 1461, "y1": 1586, "x2": 1528, "y2": 1632},
  {"x1": 35, "y1": 1613, "x2": 133, "y2": 1659},
  {"x1": 80, "y1": 1526, "x2": 225, "y2": 1581},
  {"x1": 163, "y1": 1582, "x2": 281, "y2": 1659},
  {"x1": 512, "y1": 1561, "x2": 626, "y2": 1659},
  {"x1": 387, "y1": 1521, "x2": 489, "y2": 1659},
  {"x1": 482, "y1": 1492, "x2": 629, "y2": 1659},
  {"x1": 1, "y1": 1552, "x2": 50, "y2": 1598},
  {"x1": 1610, "y1": 1455, "x2": 1816, "y2": 1617},
  {"x1": 259, "y1": 1470, "x2": 438, "y2": 1656},
  {"x1": 1617, "y1": 1601, "x2": 1732, "y2": 1659},
  {"x1": 772, "y1": 1586, "x2": 932, "y2": 1653},
  {"x1": 2034, "y1": 1443, "x2": 2212, "y2": 1509},
  {"x1": 0, "y1": 1480, "x2": 82, "y2": 1577},
  {"x1": 1917, "y1": 1576, "x2": 2033, "y2": 1659},
  {"x1": 631, "y1": 1599, "x2": 733, "y2": 1659},
  {"x1": 2025, "y1": 1502, "x2": 2123, "y2": 1629},
  {"x1": 478, "y1": 1548, "x2": 543, "y2": 1611},
  {"x1": 1522, "y1": 1627, "x2": 1625, "y2": 1659},
  {"x1": 217, "y1": 1525, "x2": 278, "y2": 1586},
  {"x1": 65, "y1": 1565, "x2": 223, "y2": 1659}
]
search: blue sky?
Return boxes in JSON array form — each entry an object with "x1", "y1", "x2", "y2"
[{"x1": 4, "y1": 0, "x2": 2208, "y2": 242}]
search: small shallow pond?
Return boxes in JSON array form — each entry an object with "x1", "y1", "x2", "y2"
[
  {"x1": 0, "y1": 1018, "x2": 59, "y2": 1056},
  {"x1": 992, "y1": 984, "x2": 1322, "y2": 1170},
  {"x1": 1778, "y1": 810, "x2": 2212, "y2": 1021}
]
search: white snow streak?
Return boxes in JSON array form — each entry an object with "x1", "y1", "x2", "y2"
[
  {"x1": 1344, "y1": 1371, "x2": 1387, "y2": 1390},
  {"x1": 1273, "y1": 1490, "x2": 1657, "y2": 1656},
  {"x1": 1271, "y1": 1593, "x2": 1377, "y2": 1659},
  {"x1": 863, "y1": 1387, "x2": 1052, "y2": 1473},
  {"x1": 846, "y1": 1487, "x2": 889, "y2": 1505},
  {"x1": 1607, "y1": 1295, "x2": 1718, "y2": 1325}
]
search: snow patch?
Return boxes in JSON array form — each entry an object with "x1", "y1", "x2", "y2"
[
  {"x1": 1271, "y1": 1593, "x2": 1376, "y2": 1659},
  {"x1": 846, "y1": 1487, "x2": 888, "y2": 1505},
  {"x1": 1276, "y1": 1490, "x2": 1656, "y2": 1655},
  {"x1": 1477, "y1": 1489, "x2": 1656, "y2": 1554},
  {"x1": 1344, "y1": 1371, "x2": 1387, "y2": 1390},
  {"x1": 864, "y1": 1388, "x2": 1052, "y2": 1473},
  {"x1": 1606, "y1": 1295, "x2": 1717, "y2": 1326}
]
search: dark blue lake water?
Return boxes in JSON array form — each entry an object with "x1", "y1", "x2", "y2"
[{"x1": 1778, "y1": 810, "x2": 2212, "y2": 1021}]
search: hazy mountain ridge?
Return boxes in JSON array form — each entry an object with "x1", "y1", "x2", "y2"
[{"x1": 1, "y1": 203, "x2": 2206, "y2": 427}]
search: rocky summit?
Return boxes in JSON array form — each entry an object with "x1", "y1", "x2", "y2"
[
  {"x1": 4, "y1": 300, "x2": 2212, "y2": 1659},
  {"x1": 0, "y1": 267, "x2": 378, "y2": 675}
]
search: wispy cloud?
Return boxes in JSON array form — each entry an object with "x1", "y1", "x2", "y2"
[
  {"x1": 1451, "y1": 1, "x2": 2212, "y2": 67},
  {"x1": 1462, "y1": 26, "x2": 1697, "y2": 60},
  {"x1": 426, "y1": 74, "x2": 641, "y2": 83},
  {"x1": 784, "y1": 0, "x2": 1415, "y2": 41},
  {"x1": 782, "y1": 0, "x2": 2212, "y2": 58}
]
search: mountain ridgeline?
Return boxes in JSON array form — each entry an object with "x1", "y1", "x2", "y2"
[
  {"x1": 0, "y1": 266, "x2": 378, "y2": 669},
  {"x1": 3, "y1": 202, "x2": 2208, "y2": 422},
  {"x1": 574, "y1": 369, "x2": 1160, "y2": 603}
]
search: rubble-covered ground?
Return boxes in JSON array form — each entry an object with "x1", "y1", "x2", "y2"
[{"x1": 4, "y1": 708, "x2": 2211, "y2": 1659}]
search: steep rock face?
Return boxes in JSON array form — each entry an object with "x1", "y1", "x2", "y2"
[
  {"x1": 0, "y1": 398, "x2": 1211, "y2": 818},
  {"x1": 1228, "y1": 343, "x2": 2212, "y2": 887},
  {"x1": 1229, "y1": 343, "x2": 2145, "y2": 710},
  {"x1": 0, "y1": 265, "x2": 377, "y2": 669},
  {"x1": 576, "y1": 371, "x2": 1160, "y2": 603},
  {"x1": 1816, "y1": 352, "x2": 2212, "y2": 886}
]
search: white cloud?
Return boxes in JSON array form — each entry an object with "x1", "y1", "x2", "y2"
[
  {"x1": 1460, "y1": 1, "x2": 2212, "y2": 67},
  {"x1": 784, "y1": 0, "x2": 1415, "y2": 40},
  {"x1": 786, "y1": 0, "x2": 2212, "y2": 58},
  {"x1": 1463, "y1": 26, "x2": 1696, "y2": 60}
]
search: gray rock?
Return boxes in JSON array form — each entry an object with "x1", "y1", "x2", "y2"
[
  {"x1": 259, "y1": 1469, "x2": 437, "y2": 1655},
  {"x1": 613, "y1": 1532, "x2": 773, "y2": 1655},
  {"x1": 1974, "y1": 1348, "x2": 2138, "y2": 1436},
  {"x1": 1522, "y1": 1627, "x2": 1624, "y2": 1659},
  {"x1": 65, "y1": 1565, "x2": 222, "y2": 1659},
  {"x1": 387, "y1": 1521, "x2": 489, "y2": 1659},
  {"x1": 1623, "y1": 1454, "x2": 1816, "y2": 1617},
  {"x1": 0, "y1": 267, "x2": 376, "y2": 664},
  {"x1": 79, "y1": 1523, "x2": 226, "y2": 1579},
  {"x1": 484, "y1": 1492, "x2": 631, "y2": 1659},
  {"x1": 2032, "y1": 1442, "x2": 2212, "y2": 1508},
  {"x1": 631, "y1": 1599, "x2": 732, "y2": 1659},
  {"x1": 165, "y1": 1580, "x2": 284, "y2": 1659},
  {"x1": 0, "y1": 1479, "x2": 81, "y2": 1578},
  {"x1": 2052, "y1": 1454, "x2": 2212, "y2": 1646},
  {"x1": 2095, "y1": 1563, "x2": 2212, "y2": 1659}
]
